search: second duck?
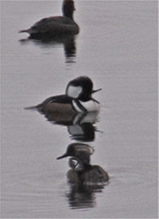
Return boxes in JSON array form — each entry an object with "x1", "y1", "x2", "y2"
[
  {"x1": 25, "y1": 76, "x2": 101, "y2": 114},
  {"x1": 19, "y1": 0, "x2": 79, "y2": 39}
]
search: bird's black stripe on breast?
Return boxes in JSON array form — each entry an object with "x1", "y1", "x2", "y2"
[{"x1": 73, "y1": 100, "x2": 87, "y2": 112}]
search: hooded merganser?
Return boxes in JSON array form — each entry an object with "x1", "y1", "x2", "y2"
[
  {"x1": 19, "y1": 0, "x2": 79, "y2": 39},
  {"x1": 25, "y1": 76, "x2": 101, "y2": 114},
  {"x1": 57, "y1": 143, "x2": 109, "y2": 185}
]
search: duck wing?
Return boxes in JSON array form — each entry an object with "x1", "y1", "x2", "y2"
[
  {"x1": 39, "y1": 94, "x2": 73, "y2": 106},
  {"x1": 25, "y1": 95, "x2": 73, "y2": 110}
]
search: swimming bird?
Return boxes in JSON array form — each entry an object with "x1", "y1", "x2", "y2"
[
  {"x1": 25, "y1": 76, "x2": 101, "y2": 114},
  {"x1": 19, "y1": 0, "x2": 79, "y2": 39},
  {"x1": 57, "y1": 143, "x2": 109, "y2": 185}
]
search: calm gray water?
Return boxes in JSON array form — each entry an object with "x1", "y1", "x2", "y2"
[{"x1": 1, "y1": 1, "x2": 158, "y2": 218}]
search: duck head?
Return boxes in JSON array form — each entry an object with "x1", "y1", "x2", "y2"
[
  {"x1": 57, "y1": 142, "x2": 94, "y2": 165},
  {"x1": 66, "y1": 76, "x2": 102, "y2": 102}
]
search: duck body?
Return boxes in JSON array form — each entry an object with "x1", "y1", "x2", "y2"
[
  {"x1": 20, "y1": 16, "x2": 79, "y2": 39},
  {"x1": 67, "y1": 164, "x2": 109, "y2": 185},
  {"x1": 35, "y1": 94, "x2": 75, "y2": 114},
  {"x1": 36, "y1": 94, "x2": 100, "y2": 114},
  {"x1": 25, "y1": 76, "x2": 101, "y2": 114},
  {"x1": 19, "y1": 0, "x2": 79, "y2": 39},
  {"x1": 67, "y1": 158, "x2": 109, "y2": 185}
]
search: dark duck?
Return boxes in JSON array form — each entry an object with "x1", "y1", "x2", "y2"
[
  {"x1": 57, "y1": 143, "x2": 109, "y2": 185},
  {"x1": 19, "y1": 0, "x2": 79, "y2": 39},
  {"x1": 25, "y1": 76, "x2": 101, "y2": 114}
]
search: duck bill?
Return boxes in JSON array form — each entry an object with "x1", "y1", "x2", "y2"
[
  {"x1": 56, "y1": 153, "x2": 68, "y2": 160},
  {"x1": 92, "y1": 88, "x2": 102, "y2": 94}
]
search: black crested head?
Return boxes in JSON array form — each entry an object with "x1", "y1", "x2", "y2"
[{"x1": 66, "y1": 76, "x2": 94, "y2": 101}]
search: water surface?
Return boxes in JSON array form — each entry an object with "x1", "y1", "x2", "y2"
[{"x1": 1, "y1": 1, "x2": 158, "y2": 218}]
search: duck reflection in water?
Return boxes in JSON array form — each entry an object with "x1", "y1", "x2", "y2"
[
  {"x1": 20, "y1": 34, "x2": 77, "y2": 63},
  {"x1": 57, "y1": 143, "x2": 109, "y2": 209},
  {"x1": 43, "y1": 111, "x2": 99, "y2": 142}
]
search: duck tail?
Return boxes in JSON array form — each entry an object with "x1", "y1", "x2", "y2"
[
  {"x1": 24, "y1": 105, "x2": 37, "y2": 110},
  {"x1": 19, "y1": 29, "x2": 30, "y2": 33}
]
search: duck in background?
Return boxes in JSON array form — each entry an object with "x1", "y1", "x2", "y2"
[
  {"x1": 25, "y1": 76, "x2": 102, "y2": 114},
  {"x1": 19, "y1": 0, "x2": 79, "y2": 39},
  {"x1": 57, "y1": 143, "x2": 109, "y2": 185}
]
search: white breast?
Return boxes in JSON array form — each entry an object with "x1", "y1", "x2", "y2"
[{"x1": 72, "y1": 100, "x2": 100, "y2": 112}]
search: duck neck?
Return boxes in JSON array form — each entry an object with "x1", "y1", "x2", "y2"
[
  {"x1": 72, "y1": 159, "x2": 92, "y2": 171},
  {"x1": 62, "y1": 0, "x2": 74, "y2": 20}
]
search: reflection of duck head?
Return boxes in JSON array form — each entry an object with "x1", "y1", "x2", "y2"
[
  {"x1": 25, "y1": 76, "x2": 101, "y2": 114},
  {"x1": 57, "y1": 143, "x2": 109, "y2": 185},
  {"x1": 19, "y1": 0, "x2": 79, "y2": 39}
]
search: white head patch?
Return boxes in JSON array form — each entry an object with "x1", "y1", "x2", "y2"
[{"x1": 66, "y1": 85, "x2": 82, "y2": 98}]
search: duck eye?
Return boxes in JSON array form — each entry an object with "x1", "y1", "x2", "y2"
[{"x1": 66, "y1": 85, "x2": 82, "y2": 98}]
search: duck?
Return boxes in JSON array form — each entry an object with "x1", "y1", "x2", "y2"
[
  {"x1": 57, "y1": 143, "x2": 109, "y2": 185},
  {"x1": 25, "y1": 76, "x2": 101, "y2": 114},
  {"x1": 19, "y1": 0, "x2": 79, "y2": 39}
]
